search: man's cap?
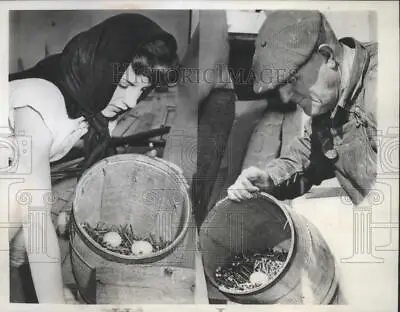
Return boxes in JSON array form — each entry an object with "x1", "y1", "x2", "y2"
[{"x1": 252, "y1": 10, "x2": 323, "y2": 94}]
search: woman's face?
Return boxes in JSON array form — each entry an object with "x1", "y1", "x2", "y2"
[{"x1": 101, "y1": 64, "x2": 151, "y2": 118}]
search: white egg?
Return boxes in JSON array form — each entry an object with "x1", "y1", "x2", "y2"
[
  {"x1": 249, "y1": 271, "x2": 269, "y2": 285},
  {"x1": 131, "y1": 240, "x2": 153, "y2": 256},
  {"x1": 103, "y1": 231, "x2": 122, "y2": 248}
]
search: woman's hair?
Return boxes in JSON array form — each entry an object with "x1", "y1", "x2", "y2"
[{"x1": 132, "y1": 39, "x2": 180, "y2": 87}]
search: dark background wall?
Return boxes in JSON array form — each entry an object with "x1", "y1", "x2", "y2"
[
  {"x1": 226, "y1": 10, "x2": 377, "y2": 42},
  {"x1": 9, "y1": 10, "x2": 192, "y2": 73}
]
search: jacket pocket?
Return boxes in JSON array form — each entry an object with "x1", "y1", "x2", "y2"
[{"x1": 332, "y1": 118, "x2": 377, "y2": 199}]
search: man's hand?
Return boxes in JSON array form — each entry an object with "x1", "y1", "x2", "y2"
[{"x1": 227, "y1": 166, "x2": 273, "y2": 202}]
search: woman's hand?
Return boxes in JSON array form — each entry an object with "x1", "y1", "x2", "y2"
[
  {"x1": 227, "y1": 166, "x2": 274, "y2": 202},
  {"x1": 145, "y1": 142, "x2": 158, "y2": 158},
  {"x1": 50, "y1": 116, "x2": 88, "y2": 161}
]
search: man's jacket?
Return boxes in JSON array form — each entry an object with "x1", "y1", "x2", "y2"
[{"x1": 264, "y1": 38, "x2": 377, "y2": 205}]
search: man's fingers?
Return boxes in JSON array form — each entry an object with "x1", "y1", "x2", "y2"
[
  {"x1": 227, "y1": 167, "x2": 268, "y2": 203},
  {"x1": 236, "y1": 187, "x2": 253, "y2": 200},
  {"x1": 227, "y1": 182, "x2": 253, "y2": 201},
  {"x1": 241, "y1": 178, "x2": 260, "y2": 192},
  {"x1": 243, "y1": 166, "x2": 267, "y2": 180},
  {"x1": 227, "y1": 188, "x2": 241, "y2": 202}
]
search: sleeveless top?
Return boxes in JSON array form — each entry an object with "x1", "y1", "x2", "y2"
[{"x1": 9, "y1": 78, "x2": 84, "y2": 162}]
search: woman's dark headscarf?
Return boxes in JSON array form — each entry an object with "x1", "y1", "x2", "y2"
[{"x1": 9, "y1": 13, "x2": 178, "y2": 170}]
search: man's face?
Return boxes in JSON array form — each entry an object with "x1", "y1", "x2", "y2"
[{"x1": 278, "y1": 52, "x2": 341, "y2": 116}]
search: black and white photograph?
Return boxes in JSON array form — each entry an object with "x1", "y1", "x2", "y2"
[
  {"x1": 0, "y1": 1, "x2": 398, "y2": 311},
  {"x1": 5, "y1": 8, "x2": 202, "y2": 305},
  {"x1": 197, "y1": 9, "x2": 395, "y2": 306}
]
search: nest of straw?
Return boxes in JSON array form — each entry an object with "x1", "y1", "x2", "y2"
[
  {"x1": 215, "y1": 249, "x2": 289, "y2": 292},
  {"x1": 81, "y1": 222, "x2": 171, "y2": 255}
]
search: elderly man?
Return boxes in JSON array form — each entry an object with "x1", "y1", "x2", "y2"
[{"x1": 228, "y1": 10, "x2": 377, "y2": 205}]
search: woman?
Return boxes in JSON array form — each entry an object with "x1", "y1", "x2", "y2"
[{"x1": 8, "y1": 13, "x2": 179, "y2": 303}]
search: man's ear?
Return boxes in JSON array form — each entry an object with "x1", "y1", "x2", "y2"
[{"x1": 318, "y1": 44, "x2": 337, "y2": 69}]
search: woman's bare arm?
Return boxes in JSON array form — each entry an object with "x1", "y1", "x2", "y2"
[{"x1": 11, "y1": 106, "x2": 65, "y2": 303}]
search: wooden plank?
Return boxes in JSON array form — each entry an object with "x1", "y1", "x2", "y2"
[
  {"x1": 149, "y1": 94, "x2": 165, "y2": 130},
  {"x1": 131, "y1": 112, "x2": 155, "y2": 135},
  {"x1": 194, "y1": 88, "x2": 236, "y2": 225},
  {"x1": 96, "y1": 265, "x2": 195, "y2": 304},
  {"x1": 61, "y1": 253, "x2": 76, "y2": 285},
  {"x1": 111, "y1": 113, "x2": 140, "y2": 138},
  {"x1": 241, "y1": 110, "x2": 284, "y2": 170},
  {"x1": 195, "y1": 249, "x2": 209, "y2": 304}
]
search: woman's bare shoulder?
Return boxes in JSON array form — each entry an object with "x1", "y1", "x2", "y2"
[
  {"x1": 10, "y1": 78, "x2": 67, "y2": 139},
  {"x1": 10, "y1": 79, "x2": 61, "y2": 146},
  {"x1": 10, "y1": 78, "x2": 64, "y2": 106}
]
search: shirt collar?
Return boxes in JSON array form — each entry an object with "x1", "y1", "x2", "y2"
[{"x1": 330, "y1": 37, "x2": 371, "y2": 120}]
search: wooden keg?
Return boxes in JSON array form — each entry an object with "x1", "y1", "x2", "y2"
[
  {"x1": 199, "y1": 193, "x2": 339, "y2": 304},
  {"x1": 69, "y1": 154, "x2": 193, "y2": 303}
]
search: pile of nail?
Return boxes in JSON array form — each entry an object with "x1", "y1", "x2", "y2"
[
  {"x1": 215, "y1": 248, "x2": 289, "y2": 292},
  {"x1": 81, "y1": 222, "x2": 171, "y2": 255}
]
